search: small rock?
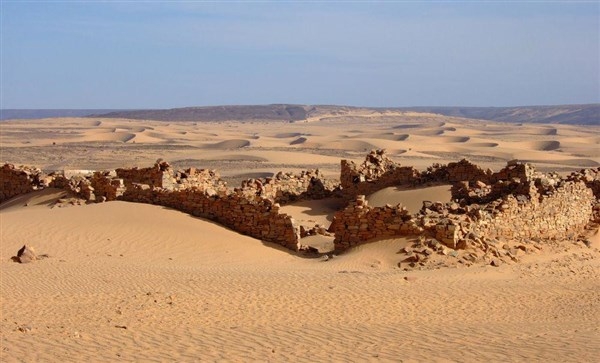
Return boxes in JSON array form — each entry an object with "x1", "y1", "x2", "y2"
[
  {"x1": 490, "y1": 259, "x2": 502, "y2": 267},
  {"x1": 17, "y1": 325, "x2": 32, "y2": 333},
  {"x1": 420, "y1": 248, "x2": 434, "y2": 256},
  {"x1": 402, "y1": 254, "x2": 420, "y2": 263},
  {"x1": 14, "y1": 245, "x2": 37, "y2": 263}
]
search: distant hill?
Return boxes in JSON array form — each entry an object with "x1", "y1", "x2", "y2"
[
  {"x1": 93, "y1": 104, "x2": 599, "y2": 125},
  {"x1": 2, "y1": 104, "x2": 598, "y2": 125},
  {"x1": 0, "y1": 109, "x2": 127, "y2": 120},
  {"x1": 400, "y1": 104, "x2": 599, "y2": 125},
  {"x1": 92, "y1": 105, "x2": 310, "y2": 122}
]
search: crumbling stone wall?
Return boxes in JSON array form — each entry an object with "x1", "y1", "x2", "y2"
[
  {"x1": 332, "y1": 195, "x2": 421, "y2": 251},
  {"x1": 2, "y1": 153, "x2": 598, "y2": 257},
  {"x1": 121, "y1": 185, "x2": 300, "y2": 251},
  {"x1": 238, "y1": 169, "x2": 339, "y2": 204},
  {"x1": 568, "y1": 167, "x2": 600, "y2": 223},
  {"x1": 340, "y1": 151, "x2": 497, "y2": 201},
  {"x1": 424, "y1": 159, "x2": 492, "y2": 184},
  {"x1": 0, "y1": 164, "x2": 45, "y2": 203},
  {"x1": 116, "y1": 161, "x2": 174, "y2": 188},
  {"x1": 333, "y1": 152, "x2": 597, "y2": 253},
  {"x1": 470, "y1": 181, "x2": 593, "y2": 242},
  {"x1": 340, "y1": 150, "x2": 420, "y2": 199},
  {"x1": 90, "y1": 171, "x2": 126, "y2": 201},
  {"x1": 340, "y1": 151, "x2": 541, "y2": 203}
]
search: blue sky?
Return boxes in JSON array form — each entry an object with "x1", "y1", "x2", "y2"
[{"x1": 1, "y1": 1, "x2": 598, "y2": 108}]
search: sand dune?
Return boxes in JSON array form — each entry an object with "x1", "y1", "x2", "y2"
[
  {"x1": 290, "y1": 137, "x2": 308, "y2": 145},
  {"x1": 439, "y1": 135, "x2": 471, "y2": 143},
  {"x1": 366, "y1": 185, "x2": 452, "y2": 213},
  {"x1": 203, "y1": 139, "x2": 251, "y2": 149},
  {"x1": 352, "y1": 133, "x2": 410, "y2": 141},
  {"x1": 469, "y1": 142, "x2": 499, "y2": 147},
  {"x1": 522, "y1": 158, "x2": 599, "y2": 167},
  {"x1": 273, "y1": 132, "x2": 304, "y2": 138},
  {"x1": 280, "y1": 197, "x2": 346, "y2": 227},
  {"x1": 79, "y1": 131, "x2": 137, "y2": 143},
  {"x1": 1, "y1": 113, "x2": 599, "y2": 361},
  {"x1": 0, "y1": 188, "x2": 68, "y2": 212},
  {"x1": 327, "y1": 140, "x2": 382, "y2": 152},
  {"x1": 206, "y1": 154, "x2": 269, "y2": 162},
  {"x1": 412, "y1": 128, "x2": 445, "y2": 136},
  {"x1": 3, "y1": 202, "x2": 597, "y2": 361},
  {"x1": 523, "y1": 140, "x2": 562, "y2": 151}
]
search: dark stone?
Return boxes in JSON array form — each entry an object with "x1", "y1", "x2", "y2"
[{"x1": 14, "y1": 245, "x2": 37, "y2": 263}]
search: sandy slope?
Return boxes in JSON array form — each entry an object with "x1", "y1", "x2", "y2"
[
  {"x1": 1, "y1": 113, "x2": 599, "y2": 361},
  {"x1": 1, "y1": 115, "x2": 598, "y2": 176},
  {"x1": 1, "y1": 200, "x2": 598, "y2": 362}
]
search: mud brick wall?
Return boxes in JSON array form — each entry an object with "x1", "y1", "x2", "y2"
[
  {"x1": 121, "y1": 186, "x2": 300, "y2": 251},
  {"x1": 332, "y1": 195, "x2": 422, "y2": 252},
  {"x1": 238, "y1": 169, "x2": 338, "y2": 204},
  {"x1": 0, "y1": 164, "x2": 44, "y2": 203}
]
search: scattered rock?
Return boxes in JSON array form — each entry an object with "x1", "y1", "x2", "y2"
[
  {"x1": 13, "y1": 245, "x2": 38, "y2": 264},
  {"x1": 490, "y1": 259, "x2": 502, "y2": 267}
]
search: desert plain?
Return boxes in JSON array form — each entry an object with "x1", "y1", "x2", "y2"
[{"x1": 1, "y1": 110, "x2": 599, "y2": 362}]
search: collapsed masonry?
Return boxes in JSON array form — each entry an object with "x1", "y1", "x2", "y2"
[
  {"x1": 333, "y1": 150, "x2": 598, "y2": 261},
  {"x1": 0, "y1": 161, "x2": 337, "y2": 252},
  {"x1": 1, "y1": 149, "x2": 598, "y2": 264}
]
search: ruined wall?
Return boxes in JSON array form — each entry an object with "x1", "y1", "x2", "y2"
[
  {"x1": 2, "y1": 154, "x2": 597, "y2": 257},
  {"x1": 340, "y1": 153, "x2": 420, "y2": 199},
  {"x1": 339, "y1": 151, "x2": 540, "y2": 203},
  {"x1": 333, "y1": 153, "x2": 596, "y2": 253},
  {"x1": 0, "y1": 164, "x2": 44, "y2": 203},
  {"x1": 470, "y1": 181, "x2": 594, "y2": 242},
  {"x1": 424, "y1": 159, "x2": 493, "y2": 184},
  {"x1": 116, "y1": 161, "x2": 173, "y2": 188},
  {"x1": 90, "y1": 171, "x2": 126, "y2": 201},
  {"x1": 568, "y1": 167, "x2": 600, "y2": 222},
  {"x1": 121, "y1": 185, "x2": 300, "y2": 251},
  {"x1": 340, "y1": 151, "x2": 496, "y2": 201},
  {"x1": 238, "y1": 169, "x2": 339, "y2": 204},
  {"x1": 332, "y1": 195, "x2": 422, "y2": 252}
]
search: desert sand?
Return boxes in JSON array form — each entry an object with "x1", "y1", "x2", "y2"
[{"x1": 1, "y1": 112, "x2": 599, "y2": 362}]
